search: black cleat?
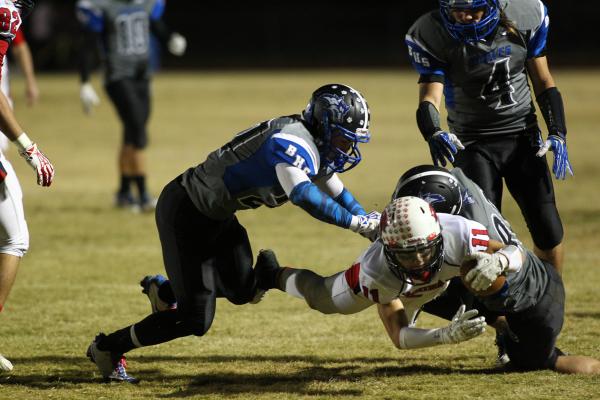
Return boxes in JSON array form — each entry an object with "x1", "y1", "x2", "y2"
[{"x1": 254, "y1": 249, "x2": 282, "y2": 291}]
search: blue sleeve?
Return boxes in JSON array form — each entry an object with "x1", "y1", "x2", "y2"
[
  {"x1": 150, "y1": 0, "x2": 166, "y2": 21},
  {"x1": 268, "y1": 136, "x2": 317, "y2": 176},
  {"x1": 289, "y1": 181, "x2": 353, "y2": 228},
  {"x1": 528, "y1": 5, "x2": 549, "y2": 58},
  {"x1": 405, "y1": 36, "x2": 446, "y2": 77},
  {"x1": 334, "y1": 188, "x2": 366, "y2": 216},
  {"x1": 76, "y1": 3, "x2": 104, "y2": 33}
]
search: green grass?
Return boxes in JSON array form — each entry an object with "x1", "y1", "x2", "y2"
[{"x1": 0, "y1": 70, "x2": 599, "y2": 399}]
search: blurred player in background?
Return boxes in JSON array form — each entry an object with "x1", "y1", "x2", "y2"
[
  {"x1": 76, "y1": 0, "x2": 186, "y2": 212},
  {"x1": 85, "y1": 84, "x2": 381, "y2": 383},
  {"x1": 392, "y1": 166, "x2": 600, "y2": 374},
  {"x1": 405, "y1": 0, "x2": 571, "y2": 273},
  {"x1": 0, "y1": 0, "x2": 55, "y2": 372}
]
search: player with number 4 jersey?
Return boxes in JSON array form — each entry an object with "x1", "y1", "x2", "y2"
[{"x1": 406, "y1": 0, "x2": 570, "y2": 272}]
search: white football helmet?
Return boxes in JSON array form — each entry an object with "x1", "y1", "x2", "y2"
[{"x1": 380, "y1": 196, "x2": 444, "y2": 283}]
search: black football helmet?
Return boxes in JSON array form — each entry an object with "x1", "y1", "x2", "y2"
[
  {"x1": 392, "y1": 165, "x2": 463, "y2": 215},
  {"x1": 302, "y1": 84, "x2": 371, "y2": 173},
  {"x1": 14, "y1": 0, "x2": 35, "y2": 18}
]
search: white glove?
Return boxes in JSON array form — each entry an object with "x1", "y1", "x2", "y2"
[
  {"x1": 439, "y1": 305, "x2": 486, "y2": 344},
  {"x1": 80, "y1": 82, "x2": 100, "y2": 115},
  {"x1": 168, "y1": 32, "x2": 187, "y2": 56},
  {"x1": 14, "y1": 134, "x2": 55, "y2": 187},
  {"x1": 464, "y1": 252, "x2": 508, "y2": 291},
  {"x1": 360, "y1": 211, "x2": 381, "y2": 241},
  {"x1": 349, "y1": 212, "x2": 380, "y2": 237}
]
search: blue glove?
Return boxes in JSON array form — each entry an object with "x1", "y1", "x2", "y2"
[
  {"x1": 536, "y1": 134, "x2": 574, "y2": 180},
  {"x1": 428, "y1": 131, "x2": 465, "y2": 167}
]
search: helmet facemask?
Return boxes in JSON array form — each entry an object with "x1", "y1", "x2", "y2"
[
  {"x1": 380, "y1": 197, "x2": 445, "y2": 284},
  {"x1": 439, "y1": 0, "x2": 501, "y2": 44}
]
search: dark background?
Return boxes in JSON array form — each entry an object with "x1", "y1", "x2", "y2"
[{"x1": 22, "y1": 0, "x2": 600, "y2": 71}]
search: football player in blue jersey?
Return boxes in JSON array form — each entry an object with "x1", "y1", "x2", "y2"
[
  {"x1": 405, "y1": 0, "x2": 571, "y2": 273},
  {"x1": 85, "y1": 83, "x2": 380, "y2": 382},
  {"x1": 76, "y1": 0, "x2": 186, "y2": 212}
]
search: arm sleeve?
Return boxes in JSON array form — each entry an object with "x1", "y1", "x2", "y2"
[
  {"x1": 315, "y1": 173, "x2": 367, "y2": 215},
  {"x1": 288, "y1": 181, "x2": 354, "y2": 228},
  {"x1": 398, "y1": 326, "x2": 445, "y2": 349},
  {"x1": 78, "y1": 30, "x2": 100, "y2": 83},
  {"x1": 76, "y1": 1, "x2": 103, "y2": 83}
]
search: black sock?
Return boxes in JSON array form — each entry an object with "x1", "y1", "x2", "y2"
[
  {"x1": 132, "y1": 175, "x2": 147, "y2": 198},
  {"x1": 132, "y1": 310, "x2": 191, "y2": 347},
  {"x1": 158, "y1": 282, "x2": 176, "y2": 305},
  {"x1": 98, "y1": 326, "x2": 136, "y2": 354},
  {"x1": 119, "y1": 175, "x2": 133, "y2": 195}
]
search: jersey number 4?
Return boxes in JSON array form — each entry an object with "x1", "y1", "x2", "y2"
[
  {"x1": 0, "y1": 7, "x2": 20, "y2": 37},
  {"x1": 480, "y1": 58, "x2": 517, "y2": 109}
]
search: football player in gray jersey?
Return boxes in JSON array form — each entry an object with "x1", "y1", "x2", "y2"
[
  {"x1": 405, "y1": 0, "x2": 571, "y2": 273},
  {"x1": 84, "y1": 84, "x2": 380, "y2": 382},
  {"x1": 393, "y1": 165, "x2": 600, "y2": 373},
  {"x1": 76, "y1": 0, "x2": 186, "y2": 211}
]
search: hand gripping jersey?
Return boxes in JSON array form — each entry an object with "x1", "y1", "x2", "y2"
[
  {"x1": 406, "y1": 0, "x2": 550, "y2": 139},
  {"x1": 451, "y1": 167, "x2": 549, "y2": 312},
  {"x1": 182, "y1": 115, "x2": 331, "y2": 220},
  {"x1": 76, "y1": 0, "x2": 165, "y2": 82},
  {"x1": 345, "y1": 213, "x2": 489, "y2": 324}
]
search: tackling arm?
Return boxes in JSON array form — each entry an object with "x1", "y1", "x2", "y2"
[{"x1": 315, "y1": 173, "x2": 366, "y2": 215}]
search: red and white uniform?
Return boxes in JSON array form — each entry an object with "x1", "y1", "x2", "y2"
[
  {"x1": 0, "y1": 1, "x2": 28, "y2": 257},
  {"x1": 285, "y1": 214, "x2": 489, "y2": 324}
]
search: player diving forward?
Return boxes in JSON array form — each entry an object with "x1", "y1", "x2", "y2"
[
  {"x1": 256, "y1": 194, "x2": 600, "y2": 374},
  {"x1": 86, "y1": 84, "x2": 381, "y2": 382}
]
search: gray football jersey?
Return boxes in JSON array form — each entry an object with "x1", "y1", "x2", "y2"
[
  {"x1": 77, "y1": 0, "x2": 159, "y2": 82},
  {"x1": 406, "y1": 0, "x2": 550, "y2": 139},
  {"x1": 451, "y1": 167, "x2": 548, "y2": 312},
  {"x1": 182, "y1": 116, "x2": 329, "y2": 220}
]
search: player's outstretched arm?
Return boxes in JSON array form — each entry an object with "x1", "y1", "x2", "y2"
[
  {"x1": 384, "y1": 304, "x2": 486, "y2": 350},
  {"x1": 0, "y1": 91, "x2": 54, "y2": 186}
]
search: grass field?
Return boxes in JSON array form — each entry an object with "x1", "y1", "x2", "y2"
[{"x1": 0, "y1": 70, "x2": 599, "y2": 399}]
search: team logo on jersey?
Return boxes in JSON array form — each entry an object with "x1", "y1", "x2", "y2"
[
  {"x1": 322, "y1": 94, "x2": 350, "y2": 122},
  {"x1": 461, "y1": 188, "x2": 475, "y2": 206}
]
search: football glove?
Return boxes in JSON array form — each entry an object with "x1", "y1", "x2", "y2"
[
  {"x1": 168, "y1": 33, "x2": 187, "y2": 56},
  {"x1": 350, "y1": 212, "x2": 380, "y2": 238},
  {"x1": 439, "y1": 305, "x2": 486, "y2": 344},
  {"x1": 428, "y1": 130, "x2": 465, "y2": 167},
  {"x1": 536, "y1": 134, "x2": 574, "y2": 180},
  {"x1": 464, "y1": 252, "x2": 508, "y2": 292},
  {"x1": 80, "y1": 83, "x2": 100, "y2": 115},
  {"x1": 359, "y1": 211, "x2": 381, "y2": 241},
  {"x1": 14, "y1": 134, "x2": 54, "y2": 187}
]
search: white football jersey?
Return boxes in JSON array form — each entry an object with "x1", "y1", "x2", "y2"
[{"x1": 345, "y1": 213, "x2": 489, "y2": 323}]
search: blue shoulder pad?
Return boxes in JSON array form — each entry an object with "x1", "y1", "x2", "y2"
[
  {"x1": 76, "y1": 1, "x2": 104, "y2": 33},
  {"x1": 269, "y1": 133, "x2": 318, "y2": 176},
  {"x1": 150, "y1": 0, "x2": 166, "y2": 21},
  {"x1": 405, "y1": 35, "x2": 447, "y2": 76},
  {"x1": 528, "y1": 4, "x2": 549, "y2": 58}
]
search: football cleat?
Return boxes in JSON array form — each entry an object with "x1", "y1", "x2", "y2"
[
  {"x1": 87, "y1": 334, "x2": 139, "y2": 383},
  {"x1": 0, "y1": 353, "x2": 13, "y2": 372},
  {"x1": 140, "y1": 275, "x2": 177, "y2": 313},
  {"x1": 254, "y1": 249, "x2": 282, "y2": 291}
]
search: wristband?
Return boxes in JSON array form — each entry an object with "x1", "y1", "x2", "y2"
[
  {"x1": 496, "y1": 245, "x2": 523, "y2": 274},
  {"x1": 13, "y1": 133, "x2": 33, "y2": 151}
]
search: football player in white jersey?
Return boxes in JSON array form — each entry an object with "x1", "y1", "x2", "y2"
[
  {"x1": 257, "y1": 196, "x2": 600, "y2": 374},
  {"x1": 257, "y1": 196, "x2": 488, "y2": 351},
  {"x1": 0, "y1": 0, "x2": 55, "y2": 372}
]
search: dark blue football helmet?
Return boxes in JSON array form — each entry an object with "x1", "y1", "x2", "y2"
[
  {"x1": 302, "y1": 84, "x2": 371, "y2": 173},
  {"x1": 439, "y1": 0, "x2": 501, "y2": 43}
]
